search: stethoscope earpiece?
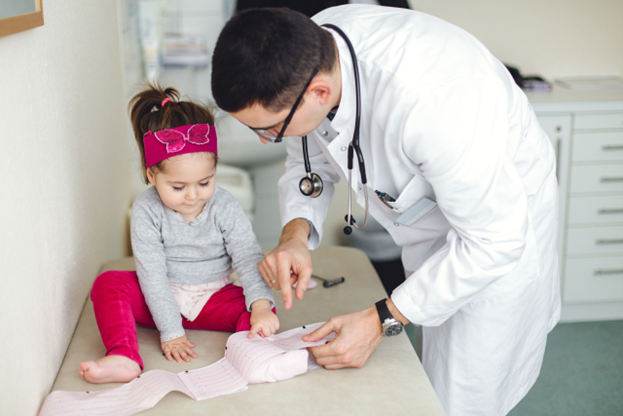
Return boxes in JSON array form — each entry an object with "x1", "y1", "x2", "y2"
[{"x1": 299, "y1": 173, "x2": 323, "y2": 198}]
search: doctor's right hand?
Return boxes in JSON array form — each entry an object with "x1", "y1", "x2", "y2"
[{"x1": 259, "y1": 218, "x2": 312, "y2": 310}]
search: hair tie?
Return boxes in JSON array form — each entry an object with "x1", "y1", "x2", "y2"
[{"x1": 161, "y1": 98, "x2": 171, "y2": 107}]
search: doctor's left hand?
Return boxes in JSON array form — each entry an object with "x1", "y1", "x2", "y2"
[{"x1": 303, "y1": 307, "x2": 384, "y2": 369}]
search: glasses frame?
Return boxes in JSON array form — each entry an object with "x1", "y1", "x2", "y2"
[{"x1": 250, "y1": 67, "x2": 319, "y2": 143}]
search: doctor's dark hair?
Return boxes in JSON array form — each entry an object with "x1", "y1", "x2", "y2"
[
  {"x1": 211, "y1": 8, "x2": 337, "y2": 113},
  {"x1": 128, "y1": 82, "x2": 216, "y2": 184}
]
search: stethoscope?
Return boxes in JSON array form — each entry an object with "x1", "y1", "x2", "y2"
[{"x1": 299, "y1": 24, "x2": 369, "y2": 235}]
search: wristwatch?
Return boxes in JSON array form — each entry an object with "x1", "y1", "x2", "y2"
[{"x1": 375, "y1": 298, "x2": 404, "y2": 337}]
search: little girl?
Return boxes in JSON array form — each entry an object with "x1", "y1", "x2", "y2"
[{"x1": 79, "y1": 84, "x2": 278, "y2": 384}]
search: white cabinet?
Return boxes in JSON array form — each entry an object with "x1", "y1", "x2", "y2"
[{"x1": 529, "y1": 87, "x2": 623, "y2": 321}]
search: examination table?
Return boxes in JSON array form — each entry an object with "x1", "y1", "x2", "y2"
[{"x1": 48, "y1": 246, "x2": 446, "y2": 415}]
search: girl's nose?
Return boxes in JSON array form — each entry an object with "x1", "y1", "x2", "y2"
[{"x1": 186, "y1": 187, "x2": 197, "y2": 200}]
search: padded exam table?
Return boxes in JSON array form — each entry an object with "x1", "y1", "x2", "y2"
[{"x1": 49, "y1": 246, "x2": 446, "y2": 415}]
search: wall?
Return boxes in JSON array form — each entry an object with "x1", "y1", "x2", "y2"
[
  {"x1": 408, "y1": 0, "x2": 623, "y2": 79},
  {"x1": 0, "y1": 2, "x2": 133, "y2": 415}
]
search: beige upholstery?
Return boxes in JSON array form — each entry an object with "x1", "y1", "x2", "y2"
[{"x1": 50, "y1": 246, "x2": 446, "y2": 415}]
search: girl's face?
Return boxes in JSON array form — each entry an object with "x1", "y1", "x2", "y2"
[{"x1": 147, "y1": 153, "x2": 216, "y2": 222}]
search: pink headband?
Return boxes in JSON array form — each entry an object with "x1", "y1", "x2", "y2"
[{"x1": 143, "y1": 124, "x2": 217, "y2": 168}]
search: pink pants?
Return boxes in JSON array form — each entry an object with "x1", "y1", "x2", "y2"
[{"x1": 91, "y1": 270, "x2": 269, "y2": 369}]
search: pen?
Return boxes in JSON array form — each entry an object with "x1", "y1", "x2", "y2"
[
  {"x1": 311, "y1": 274, "x2": 346, "y2": 288},
  {"x1": 375, "y1": 190, "x2": 396, "y2": 208}
]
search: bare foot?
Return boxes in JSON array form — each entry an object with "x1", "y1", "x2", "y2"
[{"x1": 79, "y1": 355, "x2": 141, "y2": 384}]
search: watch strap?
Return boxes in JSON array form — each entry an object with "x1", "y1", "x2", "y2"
[{"x1": 375, "y1": 298, "x2": 394, "y2": 323}]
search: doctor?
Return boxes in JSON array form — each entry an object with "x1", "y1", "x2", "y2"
[{"x1": 211, "y1": 5, "x2": 560, "y2": 416}]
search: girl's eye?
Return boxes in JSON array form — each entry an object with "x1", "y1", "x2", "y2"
[
  {"x1": 200, "y1": 181, "x2": 210, "y2": 187},
  {"x1": 173, "y1": 186, "x2": 184, "y2": 191}
]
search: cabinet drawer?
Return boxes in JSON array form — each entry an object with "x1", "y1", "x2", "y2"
[
  {"x1": 567, "y1": 194, "x2": 623, "y2": 224},
  {"x1": 572, "y1": 132, "x2": 623, "y2": 162},
  {"x1": 574, "y1": 112, "x2": 623, "y2": 130},
  {"x1": 566, "y1": 226, "x2": 623, "y2": 256},
  {"x1": 569, "y1": 164, "x2": 623, "y2": 193},
  {"x1": 564, "y1": 256, "x2": 623, "y2": 303}
]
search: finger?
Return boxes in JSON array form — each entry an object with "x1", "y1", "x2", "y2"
[
  {"x1": 248, "y1": 324, "x2": 261, "y2": 339},
  {"x1": 308, "y1": 344, "x2": 343, "y2": 368},
  {"x1": 261, "y1": 256, "x2": 282, "y2": 289},
  {"x1": 259, "y1": 257, "x2": 276, "y2": 287},
  {"x1": 163, "y1": 347, "x2": 173, "y2": 362},
  {"x1": 303, "y1": 320, "x2": 338, "y2": 342},
  {"x1": 184, "y1": 344, "x2": 198, "y2": 359},
  {"x1": 186, "y1": 340, "x2": 196, "y2": 348},
  {"x1": 307, "y1": 339, "x2": 338, "y2": 361},
  {"x1": 323, "y1": 362, "x2": 348, "y2": 370},
  {"x1": 178, "y1": 348, "x2": 190, "y2": 363},
  {"x1": 274, "y1": 256, "x2": 293, "y2": 310},
  {"x1": 294, "y1": 264, "x2": 313, "y2": 301},
  {"x1": 171, "y1": 348, "x2": 183, "y2": 363}
]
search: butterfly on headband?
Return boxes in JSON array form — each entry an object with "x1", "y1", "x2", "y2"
[{"x1": 153, "y1": 124, "x2": 211, "y2": 154}]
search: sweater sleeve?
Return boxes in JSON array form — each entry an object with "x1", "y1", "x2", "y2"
[
  {"x1": 131, "y1": 195, "x2": 186, "y2": 342},
  {"x1": 217, "y1": 193, "x2": 274, "y2": 311}
]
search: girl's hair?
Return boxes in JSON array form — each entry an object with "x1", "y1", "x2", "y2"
[{"x1": 128, "y1": 82, "x2": 216, "y2": 184}]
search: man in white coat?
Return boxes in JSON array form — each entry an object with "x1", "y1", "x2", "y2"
[{"x1": 211, "y1": 5, "x2": 561, "y2": 416}]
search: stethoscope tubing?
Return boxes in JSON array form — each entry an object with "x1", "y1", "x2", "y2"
[
  {"x1": 322, "y1": 23, "x2": 368, "y2": 232},
  {"x1": 299, "y1": 24, "x2": 369, "y2": 233}
]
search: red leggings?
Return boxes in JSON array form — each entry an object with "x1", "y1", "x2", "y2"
[{"x1": 91, "y1": 270, "x2": 266, "y2": 369}]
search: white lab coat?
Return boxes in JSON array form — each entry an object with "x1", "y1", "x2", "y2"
[{"x1": 277, "y1": 5, "x2": 561, "y2": 416}]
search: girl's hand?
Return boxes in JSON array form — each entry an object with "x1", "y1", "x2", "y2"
[
  {"x1": 161, "y1": 334, "x2": 198, "y2": 363},
  {"x1": 249, "y1": 299, "x2": 280, "y2": 338}
]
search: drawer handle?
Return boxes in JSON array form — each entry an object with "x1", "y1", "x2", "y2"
[
  {"x1": 556, "y1": 139, "x2": 562, "y2": 183},
  {"x1": 603, "y1": 145, "x2": 623, "y2": 151},
  {"x1": 596, "y1": 239, "x2": 623, "y2": 245},
  {"x1": 600, "y1": 177, "x2": 623, "y2": 182},
  {"x1": 594, "y1": 269, "x2": 623, "y2": 275},
  {"x1": 599, "y1": 208, "x2": 623, "y2": 214}
]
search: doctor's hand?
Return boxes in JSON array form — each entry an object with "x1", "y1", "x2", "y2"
[
  {"x1": 303, "y1": 299, "x2": 410, "y2": 369},
  {"x1": 259, "y1": 218, "x2": 312, "y2": 310},
  {"x1": 303, "y1": 307, "x2": 383, "y2": 369}
]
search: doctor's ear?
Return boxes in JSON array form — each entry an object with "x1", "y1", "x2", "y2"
[{"x1": 308, "y1": 78, "x2": 334, "y2": 106}]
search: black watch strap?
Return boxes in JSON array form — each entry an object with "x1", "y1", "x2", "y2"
[{"x1": 375, "y1": 298, "x2": 394, "y2": 323}]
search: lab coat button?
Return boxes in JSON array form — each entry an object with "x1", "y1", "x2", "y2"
[
  {"x1": 322, "y1": 130, "x2": 328, "y2": 136},
  {"x1": 394, "y1": 222, "x2": 399, "y2": 226},
  {"x1": 341, "y1": 146, "x2": 347, "y2": 151}
]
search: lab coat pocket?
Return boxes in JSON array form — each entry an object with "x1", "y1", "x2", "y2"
[
  {"x1": 390, "y1": 175, "x2": 433, "y2": 213},
  {"x1": 389, "y1": 175, "x2": 439, "y2": 226}
]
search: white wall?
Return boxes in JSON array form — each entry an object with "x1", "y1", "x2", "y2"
[
  {"x1": 0, "y1": 2, "x2": 133, "y2": 415},
  {"x1": 408, "y1": 0, "x2": 623, "y2": 79}
]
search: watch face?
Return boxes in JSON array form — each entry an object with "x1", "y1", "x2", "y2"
[{"x1": 384, "y1": 323, "x2": 403, "y2": 337}]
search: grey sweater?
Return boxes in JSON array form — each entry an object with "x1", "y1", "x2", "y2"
[{"x1": 131, "y1": 186, "x2": 273, "y2": 342}]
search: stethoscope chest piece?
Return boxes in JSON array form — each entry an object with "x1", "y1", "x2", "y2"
[{"x1": 299, "y1": 173, "x2": 323, "y2": 198}]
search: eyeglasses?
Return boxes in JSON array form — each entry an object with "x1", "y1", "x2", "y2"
[{"x1": 249, "y1": 68, "x2": 319, "y2": 143}]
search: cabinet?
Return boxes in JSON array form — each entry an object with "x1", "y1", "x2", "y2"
[{"x1": 529, "y1": 87, "x2": 623, "y2": 321}]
